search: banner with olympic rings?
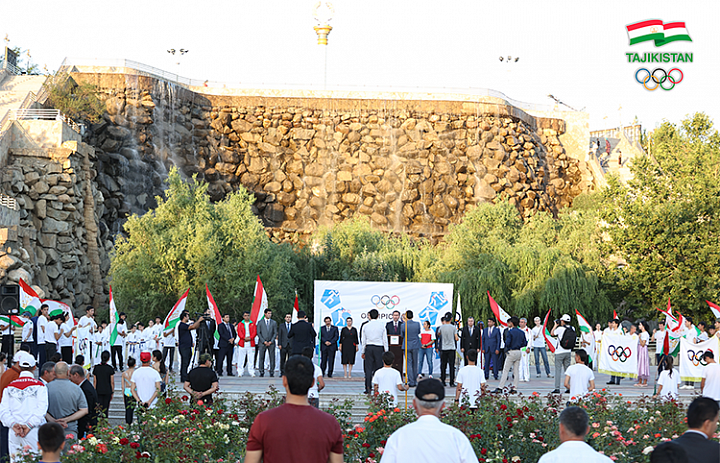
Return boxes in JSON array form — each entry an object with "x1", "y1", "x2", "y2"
[
  {"x1": 679, "y1": 336, "x2": 720, "y2": 382},
  {"x1": 598, "y1": 333, "x2": 638, "y2": 379}
]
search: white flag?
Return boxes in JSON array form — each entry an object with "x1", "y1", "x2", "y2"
[
  {"x1": 598, "y1": 333, "x2": 638, "y2": 379},
  {"x1": 680, "y1": 336, "x2": 720, "y2": 382}
]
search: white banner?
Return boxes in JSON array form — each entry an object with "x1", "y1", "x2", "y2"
[
  {"x1": 680, "y1": 337, "x2": 720, "y2": 382},
  {"x1": 598, "y1": 333, "x2": 638, "y2": 379},
  {"x1": 314, "y1": 280, "x2": 454, "y2": 373}
]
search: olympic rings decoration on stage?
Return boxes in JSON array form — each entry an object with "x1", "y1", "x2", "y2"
[
  {"x1": 635, "y1": 68, "x2": 684, "y2": 91},
  {"x1": 687, "y1": 349, "x2": 709, "y2": 367},
  {"x1": 607, "y1": 345, "x2": 632, "y2": 362},
  {"x1": 371, "y1": 294, "x2": 401, "y2": 309}
]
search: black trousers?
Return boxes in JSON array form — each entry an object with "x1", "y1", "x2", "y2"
[
  {"x1": 0, "y1": 424, "x2": 7, "y2": 463},
  {"x1": 37, "y1": 343, "x2": 46, "y2": 368},
  {"x1": 364, "y1": 345, "x2": 384, "y2": 394},
  {"x1": 179, "y1": 346, "x2": 192, "y2": 382},
  {"x1": 45, "y1": 343, "x2": 57, "y2": 362},
  {"x1": 123, "y1": 394, "x2": 135, "y2": 425},
  {"x1": 279, "y1": 345, "x2": 290, "y2": 376},
  {"x1": 163, "y1": 346, "x2": 176, "y2": 372},
  {"x1": 217, "y1": 345, "x2": 233, "y2": 375},
  {"x1": 1, "y1": 336, "x2": 13, "y2": 359},
  {"x1": 97, "y1": 394, "x2": 112, "y2": 418},
  {"x1": 61, "y1": 346, "x2": 73, "y2": 364},
  {"x1": 111, "y1": 345, "x2": 124, "y2": 370},
  {"x1": 483, "y1": 350, "x2": 499, "y2": 380},
  {"x1": 440, "y1": 350, "x2": 455, "y2": 385},
  {"x1": 321, "y1": 345, "x2": 336, "y2": 377}
]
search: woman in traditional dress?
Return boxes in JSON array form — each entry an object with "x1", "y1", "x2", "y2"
[{"x1": 636, "y1": 321, "x2": 650, "y2": 387}]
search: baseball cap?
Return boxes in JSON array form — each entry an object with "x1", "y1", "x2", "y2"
[
  {"x1": 561, "y1": 314, "x2": 571, "y2": 322},
  {"x1": 14, "y1": 350, "x2": 36, "y2": 368},
  {"x1": 140, "y1": 352, "x2": 152, "y2": 363},
  {"x1": 414, "y1": 378, "x2": 445, "y2": 401}
]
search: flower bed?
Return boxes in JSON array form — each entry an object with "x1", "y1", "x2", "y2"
[{"x1": 26, "y1": 388, "x2": 694, "y2": 463}]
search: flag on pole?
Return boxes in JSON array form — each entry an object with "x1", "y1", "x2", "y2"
[
  {"x1": 487, "y1": 292, "x2": 511, "y2": 327},
  {"x1": 613, "y1": 310, "x2": 618, "y2": 320},
  {"x1": 576, "y1": 309, "x2": 596, "y2": 363},
  {"x1": 43, "y1": 300, "x2": 74, "y2": 324},
  {"x1": 292, "y1": 290, "x2": 299, "y2": 323},
  {"x1": 19, "y1": 279, "x2": 41, "y2": 316},
  {"x1": 251, "y1": 276, "x2": 268, "y2": 324},
  {"x1": 455, "y1": 294, "x2": 463, "y2": 329},
  {"x1": 707, "y1": 301, "x2": 720, "y2": 319},
  {"x1": 109, "y1": 286, "x2": 119, "y2": 346},
  {"x1": 205, "y1": 285, "x2": 222, "y2": 348},
  {"x1": 0, "y1": 315, "x2": 24, "y2": 327},
  {"x1": 542, "y1": 309, "x2": 556, "y2": 353},
  {"x1": 164, "y1": 288, "x2": 189, "y2": 333}
]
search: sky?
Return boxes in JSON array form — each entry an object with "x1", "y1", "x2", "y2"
[{"x1": 4, "y1": 0, "x2": 720, "y2": 131}]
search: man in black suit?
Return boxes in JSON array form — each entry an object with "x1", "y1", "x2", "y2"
[
  {"x1": 196, "y1": 309, "x2": 217, "y2": 356},
  {"x1": 672, "y1": 397, "x2": 720, "y2": 463},
  {"x1": 69, "y1": 364, "x2": 98, "y2": 439},
  {"x1": 385, "y1": 310, "x2": 404, "y2": 372},
  {"x1": 216, "y1": 314, "x2": 235, "y2": 376},
  {"x1": 288, "y1": 310, "x2": 317, "y2": 355},
  {"x1": 460, "y1": 317, "x2": 480, "y2": 366},
  {"x1": 278, "y1": 313, "x2": 292, "y2": 376},
  {"x1": 320, "y1": 317, "x2": 339, "y2": 378}
]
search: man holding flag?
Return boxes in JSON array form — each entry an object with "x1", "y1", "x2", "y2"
[
  {"x1": 550, "y1": 314, "x2": 573, "y2": 394},
  {"x1": 162, "y1": 289, "x2": 189, "y2": 373}
]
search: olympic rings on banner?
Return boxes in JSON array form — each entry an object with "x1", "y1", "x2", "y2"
[
  {"x1": 687, "y1": 349, "x2": 708, "y2": 367},
  {"x1": 607, "y1": 345, "x2": 632, "y2": 362},
  {"x1": 635, "y1": 68, "x2": 684, "y2": 91},
  {"x1": 370, "y1": 294, "x2": 401, "y2": 309}
]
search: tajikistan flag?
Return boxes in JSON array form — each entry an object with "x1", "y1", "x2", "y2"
[
  {"x1": 205, "y1": 285, "x2": 222, "y2": 349},
  {"x1": 626, "y1": 20, "x2": 692, "y2": 47},
  {"x1": 576, "y1": 309, "x2": 596, "y2": 363},
  {"x1": 251, "y1": 276, "x2": 268, "y2": 324},
  {"x1": 44, "y1": 300, "x2": 74, "y2": 323},
  {"x1": 164, "y1": 289, "x2": 189, "y2": 334},
  {"x1": 487, "y1": 291, "x2": 511, "y2": 327},
  {"x1": 19, "y1": 279, "x2": 41, "y2": 316},
  {"x1": 109, "y1": 286, "x2": 120, "y2": 345},
  {"x1": 0, "y1": 315, "x2": 25, "y2": 327}
]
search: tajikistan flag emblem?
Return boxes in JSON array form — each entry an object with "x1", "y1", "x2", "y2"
[{"x1": 626, "y1": 20, "x2": 692, "y2": 47}]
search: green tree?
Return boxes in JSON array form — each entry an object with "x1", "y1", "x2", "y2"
[{"x1": 45, "y1": 73, "x2": 104, "y2": 123}]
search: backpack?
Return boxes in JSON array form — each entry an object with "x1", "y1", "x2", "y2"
[{"x1": 559, "y1": 326, "x2": 577, "y2": 350}]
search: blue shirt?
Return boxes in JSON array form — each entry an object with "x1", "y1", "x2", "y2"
[{"x1": 505, "y1": 327, "x2": 527, "y2": 351}]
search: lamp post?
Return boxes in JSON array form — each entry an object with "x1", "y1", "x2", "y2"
[
  {"x1": 167, "y1": 48, "x2": 189, "y2": 82},
  {"x1": 313, "y1": 1, "x2": 334, "y2": 89}
]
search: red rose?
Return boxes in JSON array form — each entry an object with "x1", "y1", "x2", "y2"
[
  {"x1": 369, "y1": 452, "x2": 375, "y2": 458},
  {"x1": 506, "y1": 416, "x2": 512, "y2": 422},
  {"x1": 98, "y1": 443, "x2": 108, "y2": 454},
  {"x1": 380, "y1": 440, "x2": 386, "y2": 445},
  {"x1": 500, "y1": 404, "x2": 507, "y2": 411},
  {"x1": 481, "y1": 448, "x2": 488, "y2": 455},
  {"x1": 217, "y1": 409, "x2": 224, "y2": 414},
  {"x1": 181, "y1": 395, "x2": 189, "y2": 401},
  {"x1": 165, "y1": 398, "x2": 172, "y2": 404},
  {"x1": 496, "y1": 424, "x2": 502, "y2": 430},
  {"x1": 130, "y1": 442, "x2": 140, "y2": 449},
  {"x1": 119, "y1": 438, "x2": 129, "y2": 445},
  {"x1": 362, "y1": 443, "x2": 370, "y2": 448},
  {"x1": 528, "y1": 416, "x2": 535, "y2": 421}
]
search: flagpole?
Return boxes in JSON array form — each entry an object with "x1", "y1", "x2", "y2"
[{"x1": 404, "y1": 312, "x2": 408, "y2": 409}]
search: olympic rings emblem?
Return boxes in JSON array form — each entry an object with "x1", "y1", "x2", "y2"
[
  {"x1": 688, "y1": 349, "x2": 710, "y2": 367},
  {"x1": 635, "y1": 68, "x2": 683, "y2": 91},
  {"x1": 371, "y1": 295, "x2": 401, "y2": 309},
  {"x1": 607, "y1": 345, "x2": 632, "y2": 362}
]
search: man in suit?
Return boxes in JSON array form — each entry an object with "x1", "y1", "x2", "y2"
[
  {"x1": 386, "y1": 310, "x2": 404, "y2": 372},
  {"x1": 196, "y1": 309, "x2": 217, "y2": 356},
  {"x1": 216, "y1": 314, "x2": 235, "y2": 376},
  {"x1": 461, "y1": 317, "x2": 480, "y2": 366},
  {"x1": 672, "y1": 397, "x2": 720, "y2": 463},
  {"x1": 288, "y1": 310, "x2": 316, "y2": 355},
  {"x1": 404, "y1": 310, "x2": 422, "y2": 387},
  {"x1": 69, "y1": 364, "x2": 98, "y2": 439},
  {"x1": 277, "y1": 313, "x2": 292, "y2": 376},
  {"x1": 482, "y1": 318, "x2": 501, "y2": 380},
  {"x1": 320, "y1": 317, "x2": 339, "y2": 378},
  {"x1": 257, "y1": 308, "x2": 278, "y2": 377}
]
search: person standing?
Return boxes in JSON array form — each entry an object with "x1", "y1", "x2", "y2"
[
  {"x1": 45, "y1": 362, "x2": 88, "y2": 440},
  {"x1": 177, "y1": 311, "x2": 202, "y2": 383},
  {"x1": 92, "y1": 351, "x2": 114, "y2": 418},
  {"x1": 303, "y1": 347, "x2": 325, "y2": 408},
  {"x1": 235, "y1": 312, "x2": 257, "y2": 377},
  {"x1": 77, "y1": 306, "x2": 96, "y2": 369},
  {"x1": 68, "y1": 365, "x2": 97, "y2": 439},
  {"x1": 0, "y1": 316, "x2": 12, "y2": 359},
  {"x1": 436, "y1": 315, "x2": 459, "y2": 387},
  {"x1": 43, "y1": 316, "x2": 62, "y2": 363},
  {"x1": 604, "y1": 318, "x2": 623, "y2": 385},
  {"x1": 531, "y1": 317, "x2": 551, "y2": 378},
  {"x1": 33, "y1": 305, "x2": 50, "y2": 366},
  {"x1": 19, "y1": 311, "x2": 33, "y2": 353},
  {"x1": 277, "y1": 313, "x2": 292, "y2": 377},
  {"x1": 671, "y1": 397, "x2": 720, "y2": 463},
  {"x1": 494, "y1": 317, "x2": 527, "y2": 394},
  {"x1": 537, "y1": 407, "x2": 613, "y2": 463},
  {"x1": 320, "y1": 317, "x2": 339, "y2": 378},
  {"x1": 161, "y1": 320, "x2": 176, "y2": 373},
  {"x1": 257, "y1": 309, "x2": 277, "y2": 378},
  {"x1": 404, "y1": 311, "x2": 421, "y2": 387},
  {"x1": 131, "y1": 352, "x2": 162, "y2": 409},
  {"x1": 636, "y1": 321, "x2": 650, "y2": 387},
  {"x1": 653, "y1": 321, "x2": 667, "y2": 372},
  {"x1": 481, "y1": 319, "x2": 501, "y2": 381},
  {"x1": 121, "y1": 357, "x2": 136, "y2": 425},
  {"x1": 339, "y1": 317, "x2": 359, "y2": 379},
  {"x1": 360, "y1": 309, "x2": 388, "y2": 395},
  {"x1": 455, "y1": 350, "x2": 486, "y2": 409},
  {"x1": 380, "y1": 378, "x2": 477, "y2": 463},
  {"x1": 216, "y1": 314, "x2": 236, "y2": 377},
  {"x1": 419, "y1": 321, "x2": 436, "y2": 378},
  {"x1": 58, "y1": 315, "x2": 76, "y2": 364},
  {"x1": 518, "y1": 318, "x2": 532, "y2": 382},
  {"x1": 564, "y1": 350, "x2": 595, "y2": 399},
  {"x1": 184, "y1": 353, "x2": 219, "y2": 406},
  {"x1": 111, "y1": 313, "x2": 127, "y2": 372},
  {"x1": 196, "y1": 310, "x2": 216, "y2": 357},
  {"x1": 701, "y1": 351, "x2": 720, "y2": 401},
  {"x1": 372, "y1": 351, "x2": 408, "y2": 407},
  {"x1": 655, "y1": 356, "x2": 680, "y2": 400},
  {"x1": 551, "y1": 314, "x2": 574, "y2": 394},
  {"x1": 288, "y1": 311, "x2": 316, "y2": 356},
  {"x1": 460, "y1": 317, "x2": 479, "y2": 366},
  {"x1": 386, "y1": 310, "x2": 404, "y2": 373}
]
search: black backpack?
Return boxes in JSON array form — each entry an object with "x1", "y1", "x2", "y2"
[{"x1": 559, "y1": 326, "x2": 577, "y2": 350}]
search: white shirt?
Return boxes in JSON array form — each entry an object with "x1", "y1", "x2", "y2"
[
  {"x1": 702, "y1": 362, "x2": 720, "y2": 401},
  {"x1": 112, "y1": 323, "x2": 127, "y2": 347},
  {"x1": 308, "y1": 364, "x2": 323, "y2": 399},
  {"x1": 537, "y1": 440, "x2": 613, "y2": 463},
  {"x1": 657, "y1": 369, "x2": 681, "y2": 399},
  {"x1": 44, "y1": 321, "x2": 59, "y2": 344},
  {"x1": 554, "y1": 326, "x2": 570, "y2": 354},
  {"x1": 58, "y1": 322, "x2": 74, "y2": 348},
  {"x1": 372, "y1": 367, "x2": 403, "y2": 406},
  {"x1": 21, "y1": 318, "x2": 33, "y2": 343},
  {"x1": 78, "y1": 315, "x2": 96, "y2": 340},
  {"x1": 131, "y1": 366, "x2": 162, "y2": 407},
  {"x1": 0, "y1": 371, "x2": 48, "y2": 430},
  {"x1": 36, "y1": 315, "x2": 48, "y2": 345},
  {"x1": 456, "y1": 365, "x2": 486, "y2": 407},
  {"x1": 164, "y1": 325, "x2": 176, "y2": 346},
  {"x1": 380, "y1": 414, "x2": 477, "y2": 463},
  {"x1": 361, "y1": 319, "x2": 388, "y2": 354},
  {"x1": 565, "y1": 363, "x2": 594, "y2": 398}
]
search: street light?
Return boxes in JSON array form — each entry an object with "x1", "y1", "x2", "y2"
[
  {"x1": 313, "y1": 1, "x2": 334, "y2": 89},
  {"x1": 167, "y1": 48, "x2": 189, "y2": 82}
]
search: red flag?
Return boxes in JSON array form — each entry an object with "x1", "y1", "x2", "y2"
[
  {"x1": 663, "y1": 330, "x2": 670, "y2": 356},
  {"x1": 707, "y1": 301, "x2": 720, "y2": 319},
  {"x1": 542, "y1": 309, "x2": 556, "y2": 353},
  {"x1": 292, "y1": 290, "x2": 299, "y2": 323},
  {"x1": 613, "y1": 310, "x2": 618, "y2": 320},
  {"x1": 487, "y1": 291, "x2": 511, "y2": 327},
  {"x1": 250, "y1": 275, "x2": 268, "y2": 324}
]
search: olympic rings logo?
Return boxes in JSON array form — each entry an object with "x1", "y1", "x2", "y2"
[
  {"x1": 635, "y1": 68, "x2": 683, "y2": 91},
  {"x1": 607, "y1": 345, "x2": 632, "y2": 362},
  {"x1": 371, "y1": 295, "x2": 400, "y2": 309},
  {"x1": 688, "y1": 349, "x2": 711, "y2": 367}
]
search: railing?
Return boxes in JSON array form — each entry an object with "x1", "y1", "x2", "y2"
[
  {"x1": 0, "y1": 60, "x2": 21, "y2": 76},
  {"x1": 10, "y1": 108, "x2": 81, "y2": 134},
  {"x1": 0, "y1": 194, "x2": 18, "y2": 211},
  {"x1": 58, "y1": 57, "x2": 564, "y2": 113}
]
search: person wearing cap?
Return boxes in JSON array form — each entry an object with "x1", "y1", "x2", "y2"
[
  {"x1": 380, "y1": 378, "x2": 477, "y2": 463},
  {"x1": 131, "y1": 352, "x2": 162, "y2": 408},
  {"x1": 550, "y1": 314, "x2": 573, "y2": 394},
  {"x1": 184, "y1": 353, "x2": 219, "y2": 406},
  {"x1": 45, "y1": 362, "x2": 87, "y2": 440},
  {"x1": 0, "y1": 351, "x2": 47, "y2": 463}
]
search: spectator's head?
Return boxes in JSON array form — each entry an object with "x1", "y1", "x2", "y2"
[
  {"x1": 324, "y1": 316, "x2": 332, "y2": 326},
  {"x1": 181, "y1": 311, "x2": 189, "y2": 322},
  {"x1": 140, "y1": 352, "x2": 152, "y2": 365},
  {"x1": 368, "y1": 309, "x2": 379, "y2": 320},
  {"x1": 382, "y1": 351, "x2": 395, "y2": 366},
  {"x1": 297, "y1": 310, "x2": 306, "y2": 320},
  {"x1": 283, "y1": 355, "x2": 314, "y2": 396},
  {"x1": 152, "y1": 350, "x2": 163, "y2": 362},
  {"x1": 406, "y1": 310, "x2": 414, "y2": 320},
  {"x1": 74, "y1": 355, "x2": 84, "y2": 366},
  {"x1": 40, "y1": 304, "x2": 49, "y2": 316},
  {"x1": 127, "y1": 357, "x2": 137, "y2": 369},
  {"x1": 423, "y1": 320, "x2": 431, "y2": 330},
  {"x1": 49, "y1": 353, "x2": 61, "y2": 363},
  {"x1": 40, "y1": 362, "x2": 56, "y2": 383},
  {"x1": 100, "y1": 351, "x2": 110, "y2": 364},
  {"x1": 487, "y1": 319, "x2": 496, "y2": 327},
  {"x1": 54, "y1": 362, "x2": 69, "y2": 380},
  {"x1": 243, "y1": 311, "x2": 251, "y2": 321},
  {"x1": 19, "y1": 344, "x2": 30, "y2": 354},
  {"x1": 558, "y1": 406, "x2": 589, "y2": 442},
  {"x1": 0, "y1": 352, "x2": 7, "y2": 365},
  {"x1": 560, "y1": 314, "x2": 571, "y2": 326},
  {"x1": 650, "y1": 442, "x2": 688, "y2": 463},
  {"x1": 659, "y1": 321, "x2": 666, "y2": 329},
  {"x1": 37, "y1": 422, "x2": 65, "y2": 455},
  {"x1": 14, "y1": 351, "x2": 36, "y2": 372},
  {"x1": 575, "y1": 349, "x2": 588, "y2": 365},
  {"x1": 68, "y1": 365, "x2": 86, "y2": 385},
  {"x1": 687, "y1": 397, "x2": 720, "y2": 436},
  {"x1": 508, "y1": 316, "x2": 519, "y2": 327},
  {"x1": 86, "y1": 306, "x2": 95, "y2": 316},
  {"x1": 199, "y1": 353, "x2": 213, "y2": 367},
  {"x1": 223, "y1": 314, "x2": 230, "y2": 323},
  {"x1": 466, "y1": 349, "x2": 478, "y2": 364},
  {"x1": 301, "y1": 346, "x2": 314, "y2": 359},
  {"x1": 413, "y1": 378, "x2": 445, "y2": 416}
]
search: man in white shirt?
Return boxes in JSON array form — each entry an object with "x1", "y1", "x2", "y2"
[
  {"x1": 162, "y1": 321, "x2": 176, "y2": 373},
  {"x1": 372, "y1": 351, "x2": 407, "y2": 407},
  {"x1": 653, "y1": 321, "x2": 667, "y2": 372},
  {"x1": 564, "y1": 350, "x2": 595, "y2": 399},
  {"x1": 131, "y1": 352, "x2": 162, "y2": 408},
  {"x1": 455, "y1": 350, "x2": 486, "y2": 408},
  {"x1": 77, "y1": 307, "x2": 97, "y2": 368},
  {"x1": 302, "y1": 347, "x2": 324, "y2": 408},
  {"x1": 531, "y1": 316, "x2": 551, "y2": 378},
  {"x1": 550, "y1": 314, "x2": 573, "y2": 393},
  {"x1": 111, "y1": 314, "x2": 128, "y2": 371},
  {"x1": 518, "y1": 318, "x2": 532, "y2": 382},
  {"x1": 701, "y1": 351, "x2": 720, "y2": 401},
  {"x1": 44, "y1": 315, "x2": 63, "y2": 361},
  {"x1": 538, "y1": 406, "x2": 612, "y2": 463},
  {"x1": 35, "y1": 305, "x2": 49, "y2": 366},
  {"x1": 380, "y1": 378, "x2": 477, "y2": 463},
  {"x1": 20, "y1": 311, "x2": 33, "y2": 348},
  {"x1": 361, "y1": 309, "x2": 388, "y2": 395}
]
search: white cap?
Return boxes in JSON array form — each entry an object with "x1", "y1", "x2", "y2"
[
  {"x1": 561, "y1": 314, "x2": 572, "y2": 322},
  {"x1": 14, "y1": 350, "x2": 36, "y2": 368}
]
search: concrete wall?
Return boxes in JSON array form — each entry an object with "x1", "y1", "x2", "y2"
[{"x1": 11, "y1": 120, "x2": 81, "y2": 151}]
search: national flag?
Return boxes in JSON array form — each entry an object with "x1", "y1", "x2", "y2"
[
  {"x1": 164, "y1": 288, "x2": 189, "y2": 333},
  {"x1": 487, "y1": 291, "x2": 511, "y2": 327},
  {"x1": 542, "y1": 309, "x2": 556, "y2": 353},
  {"x1": 43, "y1": 300, "x2": 74, "y2": 324},
  {"x1": 292, "y1": 290, "x2": 299, "y2": 323},
  {"x1": 576, "y1": 309, "x2": 595, "y2": 363},
  {"x1": 251, "y1": 276, "x2": 268, "y2": 324},
  {"x1": 19, "y1": 279, "x2": 41, "y2": 316},
  {"x1": 0, "y1": 315, "x2": 25, "y2": 327},
  {"x1": 455, "y1": 294, "x2": 463, "y2": 329},
  {"x1": 626, "y1": 20, "x2": 692, "y2": 47},
  {"x1": 660, "y1": 22, "x2": 692, "y2": 46},
  {"x1": 205, "y1": 285, "x2": 222, "y2": 348},
  {"x1": 109, "y1": 286, "x2": 119, "y2": 345},
  {"x1": 707, "y1": 300, "x2": 720, "y2": 319}
]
